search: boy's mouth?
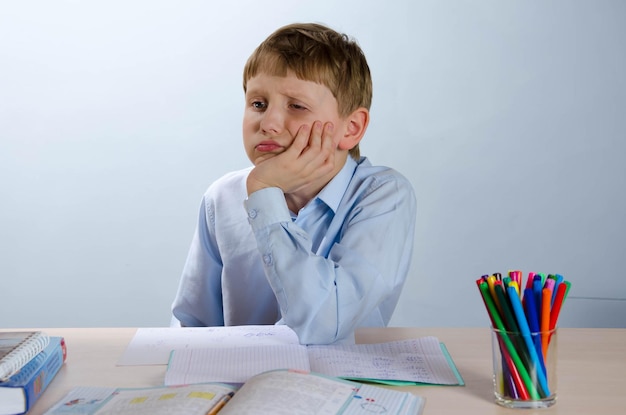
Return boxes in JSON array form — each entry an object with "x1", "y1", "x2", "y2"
[{"x1": 256, "y1": 141, "x2": 284, "y2": 152}]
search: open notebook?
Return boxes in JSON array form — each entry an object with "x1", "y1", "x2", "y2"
[{"x1": 165, "y1": 336, "x2": 464, "y2": 386}]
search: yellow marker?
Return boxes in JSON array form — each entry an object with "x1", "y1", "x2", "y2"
[{"x1": 486, "y1": 276, "x2": 500, "y2": 313}]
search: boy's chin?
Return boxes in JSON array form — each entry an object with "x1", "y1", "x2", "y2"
[{"x1": 251, "y1": 153, "x2": 279, "y2": 165}]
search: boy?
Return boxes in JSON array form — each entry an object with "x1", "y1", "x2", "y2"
[{"x1": 171, "y1": 23, "x2": 416, "y2": 344}]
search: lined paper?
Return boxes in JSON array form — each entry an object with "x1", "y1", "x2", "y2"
[
  {"x1": 165, "y1": 336, "x2": 463, "y2": 386},
  {"x1": 307, "y1": 337, "x2": 461, "y2": 384},
  {"x1": 165, "y1": 344, "x2": 311, "y2": 385},
  {"x1": 117, "y1": 325, "x2": 300, "y2": 366}
]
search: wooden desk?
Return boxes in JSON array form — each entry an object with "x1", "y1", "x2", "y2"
[{"x1": 5, "y1": 327, "x2": 624, "y2": 415}]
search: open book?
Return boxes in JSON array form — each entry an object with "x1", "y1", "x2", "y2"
[
  {"x1": 165, "y1": 337, "x2": 464, "y2": 386},
  {"x1": 44, "y1": 369, "x2": 425, "y2": 415}
]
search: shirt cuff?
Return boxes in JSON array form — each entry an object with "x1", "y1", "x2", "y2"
[{"x1": 243, "y1": 187, "x2": 291, "y2": 229}]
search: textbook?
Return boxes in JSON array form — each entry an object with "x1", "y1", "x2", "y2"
[
  {"x1": 0, "y1": 331, "x2": 49, "y2": 381},
  {"x1": 44, "y1": 369, "x2": 425, "y2": 415},
  {"x1": 0, "y1": 336, "x2": 66, "y2": 415},
  {"x1": 165, "y1": 336, "x2": 464, "y2": 386}
]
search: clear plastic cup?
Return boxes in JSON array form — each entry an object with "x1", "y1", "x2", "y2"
[{"x1": 491, "y1": 327, "x2": 558, "y2": 408}]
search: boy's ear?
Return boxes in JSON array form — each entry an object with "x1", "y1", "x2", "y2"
[{"x1": 338, "y1": 107, "x2": 369, "y2": 151}]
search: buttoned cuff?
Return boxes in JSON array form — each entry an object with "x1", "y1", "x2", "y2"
[{"x1": 243, "y1": 187, "x2": 291, "y2": 229}]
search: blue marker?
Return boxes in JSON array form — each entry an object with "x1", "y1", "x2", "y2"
[
  {"x1": 523, "y1": 288, "x2": 546, "y2": 375},
  {"x1": 532, "y1": 278, "x2": 543, "y2": 324},
  {"x1": 507, "y1": 286, "x2": 551, "y2": 398}
]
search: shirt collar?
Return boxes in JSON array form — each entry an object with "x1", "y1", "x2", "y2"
[{"x1": 316, "y1": 156, "x2": 358, "y2": 213}]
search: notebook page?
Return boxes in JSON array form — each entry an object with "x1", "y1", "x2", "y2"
[
  {"x1": 118, "y1": 325, "x2": 300, "y2": 366},
  {"x1": 165, "y1": 344, "x2": 311, "y2": 385},
  {"x1": 93, "y1": 384, "x2": 234, "y2": 415},
  {"x1": 342, "y1": 383, "x2": 424, "y2": 415},
  {"x1": 307, "y1": 337, "x2": 460, "y2": 385},
  {"x1": 43, "y1": 386, "x2": 118, "y2": 414},
  {"x1": 218, "y1": 370, "x2": 355, "y2": 415}
]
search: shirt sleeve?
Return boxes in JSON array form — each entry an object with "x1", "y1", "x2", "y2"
[
  {"x1": 244, "y1": 176, "x2": 416, "y2": 345},
  {"x1": 171, "y1": 196, "x2": 225, "y2": 327}
]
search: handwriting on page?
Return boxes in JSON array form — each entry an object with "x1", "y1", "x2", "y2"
[
  {"x1": 307, "y1": 337, "x2": 459, "y2": 385},
  {"x1": 117, "y1": 325, "x2": 300, "y2": 366}
]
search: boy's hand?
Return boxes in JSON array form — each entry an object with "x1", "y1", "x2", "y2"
[{"x1": 247, "y1": 121, "x2": 337, "y2": 195}]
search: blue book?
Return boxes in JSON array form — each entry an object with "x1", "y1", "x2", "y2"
[{"x1": 0, "y1": 337, "x2": 66, "y2": 415}]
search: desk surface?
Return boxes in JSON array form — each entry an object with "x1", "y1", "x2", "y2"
[{"x1": 4, "y1": 327, "x2": 624, "y2": 415}]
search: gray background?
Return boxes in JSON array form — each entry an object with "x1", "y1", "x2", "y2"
[{"x1": 2, "y1": 1, "x2": 624, "y2": 329}]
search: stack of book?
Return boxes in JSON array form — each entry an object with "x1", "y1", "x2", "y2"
[{"x1": 0, "y1": 331, "x2": 66, "y2": 415}]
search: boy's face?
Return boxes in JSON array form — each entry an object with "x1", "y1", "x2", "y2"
[{"x1": 243, "y1": 71, "x2": 344, "y2": 165}]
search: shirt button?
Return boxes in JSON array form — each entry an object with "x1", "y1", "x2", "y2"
[
  {"x1": 248, "y1": 209, "x2": 258, "y2": 219},
  {"x1": 263, "y1": 254, "x2": 272, "y2": 265}
]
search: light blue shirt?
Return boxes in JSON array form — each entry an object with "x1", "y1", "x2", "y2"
[{"x1": 171, "y1": 156, "x2": 416, "y2": 344}]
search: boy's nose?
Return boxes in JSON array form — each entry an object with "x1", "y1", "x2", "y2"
[{"x1": 259, "y1": 106, "x2": 284, "y2": 135}]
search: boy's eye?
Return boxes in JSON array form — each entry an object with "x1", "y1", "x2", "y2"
[
  {"x1": 251, "y1": 101, "x2": 266, "y2": 110},
  {"x1": 290, "y1": 103, "x2": 307, "y2": 111}
]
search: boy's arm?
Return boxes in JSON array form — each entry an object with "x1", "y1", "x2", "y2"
[
  {"x1": 171, "y1": 197, "x2": 225, "y2": 327},
  {"x1": 244, "y1": 173, "x2": 416, "y2": 345}
]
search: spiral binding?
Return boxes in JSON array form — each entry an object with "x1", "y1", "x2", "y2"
[{"x1": 0, "y1": 331, "x2": 50, "y2": 381}]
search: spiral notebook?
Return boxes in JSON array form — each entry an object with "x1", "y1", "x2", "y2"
[{"x1": 0, "y1": 331, "x2": 50, "y2": 380}]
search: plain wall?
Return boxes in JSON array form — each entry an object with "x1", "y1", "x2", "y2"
[{"x1": 1, "y1": 0, "x2": 625, "y2": 329}]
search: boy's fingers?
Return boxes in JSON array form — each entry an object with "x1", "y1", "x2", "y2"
[
  {"x1": 321, "y1": 122, "x2": 336, "y2": 167},
  {"x1": 309, "y1": 121, "x2": 323, "y2": 149},
  {"x1": 322, "y1": 122, "x2": 335, "y2": 150},
  {"x1": 296, "y1": 122, "x2": 335, "y2": 179},
  {"x1": 284, "y1": 121, "x2": 336, "y2": 178},
  {"x1": 289, "y1": 123, "x2": 311, "y2": 155}
]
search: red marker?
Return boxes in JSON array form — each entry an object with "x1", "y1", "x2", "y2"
[{"x1": 549, "y1": 281, "x2": 570, "y2": 330}]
